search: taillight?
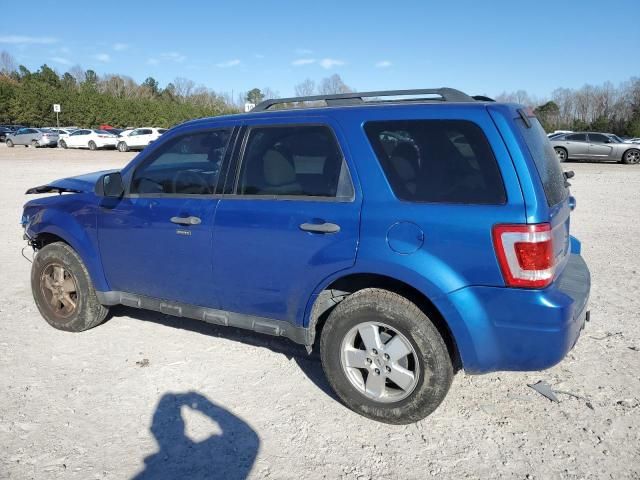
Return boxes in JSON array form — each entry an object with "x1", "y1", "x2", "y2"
[{"x1": 492, "y1": 223, "x2": 554, "y2": 288}]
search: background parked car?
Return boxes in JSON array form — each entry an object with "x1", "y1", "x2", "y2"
[
  {"x1": 550, "y1": 132, "x2": 640, "y2": 164},
  {"x1": 0, "y1": 126, "x2": 13, "y2": 142},
  {"x1": 117, "y1": 127, "x2": 167, "y2": 152},
  {"x1": 627, "y1": 137, "x2": 640, "y2": 144},
  {"x1": 5, "y1": 128, "x2": 59, "y2": 148},
  {"x1": 59, "y1": 129, "x2": 118, "y2": 150},
  {"x1": 44, "y1": 128, "x2": 77, "y2": 144}
]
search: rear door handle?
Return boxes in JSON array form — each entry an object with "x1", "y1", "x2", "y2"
[
  {"x1": 299, "y1": 222, "x2": 340, "y2": 234},
  {"x1": 170, "y1": 216, "x2": 201, "y2": 225}
]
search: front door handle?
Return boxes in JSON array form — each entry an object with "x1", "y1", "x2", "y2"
[
  {"x1": 299, "y1": 222, "x2": 340, "y2": 234},
  {"x1": 170, "y1": 216, "x2": 201, "y2": 225}
]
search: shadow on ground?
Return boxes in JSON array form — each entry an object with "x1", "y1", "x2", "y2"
[
  {"x1": 133, "y1": 391, "x2": 259, "y2": 480},
  {"x1": 109, "y1": 306, "x2": 338, "y2": 401}
]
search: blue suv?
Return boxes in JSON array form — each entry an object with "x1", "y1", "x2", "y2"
[{"x1": 22, "y1": 89, "x2": 590, "y2": 424}]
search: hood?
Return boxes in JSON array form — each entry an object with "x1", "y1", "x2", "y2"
[{"x1": 25, "y1": 170, "x2": 116, "y2": 194}]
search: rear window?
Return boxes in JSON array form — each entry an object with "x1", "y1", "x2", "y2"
[
  {"x1": 516, "y1": 117, "x2": 568, "y2": 206},
  {"x1": 364, "y1": 120, "x2": 506, "y2": 204}
]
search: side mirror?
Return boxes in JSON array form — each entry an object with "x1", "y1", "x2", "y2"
[{"x1": 96, "y1": 172, "x2": 125, "y2": 197}]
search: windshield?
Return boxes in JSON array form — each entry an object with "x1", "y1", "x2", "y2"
[
  {"x1": 95, "y1": 129, "x2": 114, "y2": 135},
  {"x1": 608, "y1": 135, "x2": 623, "y2": 143}
]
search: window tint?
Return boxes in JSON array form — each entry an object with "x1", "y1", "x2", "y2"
[
  {"x1": 566, "y1": 133, "x2": 586, "y2": 141},
  {"x1": 238, "y1": 125, "x2": 353, "y2": 199},
  {"x1": 130, "y1": 129, "x2": 232, "y2": 195},
  {"x1": 139, "y1": 129, "x2": 152, "y2": 135},
  {"x1": 364, "y1": 120, "x2": 506, "y2": 204},
  {"x1": 516, "y1": 117, "x2": 568, "y2": 206},
  {"x1": 588, "y1": 133, "x2": 609, "y2": 143}
]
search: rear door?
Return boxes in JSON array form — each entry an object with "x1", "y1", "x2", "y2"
[
  {"x1": 67, "y1": 129, "x2": 89, "y2": 148},
  {"x1": 211, "y1": 118, "x2": 361, "y2": 325},
  {"x1": 563, "y1": 133, "x2": 589, "y2": 158}
]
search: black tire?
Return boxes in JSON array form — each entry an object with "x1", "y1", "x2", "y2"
[
  {"x1": 320, "y1": 288, "x2": 453, "y2": 424},
  {"x1": 554, "y1": 147, "x2": 568, "y2": 163},
  {"x1": 6, "y1": 139, "x2": 13, "y2": 147},
  {"x1": 88, "y1": 140, "x2": 97, "y2": 151},
  {"x1": 59, "y1": 140, "x2": 67, "y2": 149},
  {"x1": 118, "y1": 141, "x2": 129, "y2": 152},
  {"x1": 622, "y1": 148, "x2": 640, "y2": 165},
  {"x1": 31, "y1": 242, "x2": 109, "y2": 332},
  {"x1": 31, "y1": 139, "x2": 38, "y2": 148}
]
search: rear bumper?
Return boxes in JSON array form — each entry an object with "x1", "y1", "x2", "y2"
[{"x1": 446, "y1": 254, "x2": 590, "y2": 374}]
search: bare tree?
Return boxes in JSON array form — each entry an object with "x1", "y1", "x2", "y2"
[
  {"x1": 0, "y1": 50, "x2": 16, "y2": 75},
  {"x1": 318, "y1": 74, "x2": 352, "y2": 95},
  {"x1": 173, "y1": 77, "x2": 195, "y2": 100},
  {"x1": 69, "y1": 65, "x2": 86, "y2": 84},
  {"x1": 294, "y1": 79, "x2": 316, "y2": 97}
]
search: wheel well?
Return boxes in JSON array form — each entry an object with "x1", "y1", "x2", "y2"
[
  {"x1": 32, "y1": 232, "x2": 68, "y2": 249},
  {"x1": 310, "y1": 273, "x2": 462, "y2": 371}
]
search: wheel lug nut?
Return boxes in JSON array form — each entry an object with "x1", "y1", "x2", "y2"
[
  {"x1": 385, "y1": 366, "x2": 391, "y2": 373},
  {"x1": 366, "y1": 358, "x2": 372, "y2": 364},
  {"x1": 372, "y1": 349, "x2": 378, "y2": 355},
  {"x1": 374, "y1": 368, "x2": 380, "y2": 375},
  {"x1": 383, "y1": 353, "x2": 390, "y2": 360}
]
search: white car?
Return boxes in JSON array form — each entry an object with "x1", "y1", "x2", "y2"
[
  {"x1": 117, "y1": 127, "x2": 168, "y2": 152},
  {"x1": 46, "y1": 128, "x2": 76, "y2": 144},
  {"x1": 625, "y1": 137, "x2": 640, "y2": 144},
  {"x1": 59, "y1": 129, "x2": 118, "y2": 150}
]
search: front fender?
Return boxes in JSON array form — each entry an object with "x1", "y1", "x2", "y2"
[{"x1": 25, "y1": 197, "x2": 109, "y2": 292}]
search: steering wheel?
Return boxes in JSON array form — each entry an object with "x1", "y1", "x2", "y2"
[{"x1": 172, "y1": 170, "x2": 210, "y2": 195}]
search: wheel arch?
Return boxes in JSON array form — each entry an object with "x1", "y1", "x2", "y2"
[{"x1": 305, "y1": 272, "x2": 462, "y2": 371}]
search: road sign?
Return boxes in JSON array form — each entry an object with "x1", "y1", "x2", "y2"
[
  {"x1": 244, "y1": 102, "x2": 255, "y2": 112},
  {"x1": 53, "y1": 104, "x2": 61, "y2": 113}
]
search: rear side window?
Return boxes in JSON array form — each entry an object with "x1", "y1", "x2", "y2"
[
  {"x1": 516, "y1": 117, "x2": 568, "y2": 206},
  {"x1": 566, "y1": 133, "x2": 586, "y2": 141},
  {"x1": 237, "y1": 125, "x2": 354, "y2": 199},
  {"x1": 364, "y1": 120, "x2": 506, "y2": 204}
]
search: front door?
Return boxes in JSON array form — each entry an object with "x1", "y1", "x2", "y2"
[
  {"x1": 588, "y1": 133, "x2": 614, "y2": 160},
  {"x1": 212, "y1": 121, "x2": 361, "y2": 325},
  {"x1": 97, "y1": 127, "x2": 234, "y2": 307}
]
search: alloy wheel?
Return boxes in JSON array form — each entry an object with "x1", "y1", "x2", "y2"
[
  {"x1": 340, "y1": 321, "x2": 420, "y2": 403},
  {"x1": 625, "y1": 150, "x2": 640, "y2": 164},
  {"x1": 39, "y1": 263, "x2": 79, "y2": 319}
]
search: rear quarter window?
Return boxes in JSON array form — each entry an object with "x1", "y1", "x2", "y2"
[
  {"x1": 364, "y1": 120, "x2": 506, "y2": 204},
  {"x1": 516, "y1": 117, "x2": 568, "y2": 206}
]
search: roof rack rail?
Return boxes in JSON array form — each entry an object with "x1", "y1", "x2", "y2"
[{"x1": 252, "y1": 88, "x2": 475, "y2": 112}]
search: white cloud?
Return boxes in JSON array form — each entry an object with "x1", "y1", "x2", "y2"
[
  {"x1": 51, "y1": 57, "x2": 72, "y2": 66},
  {"x1": 0, "y1": 35, "x2": 58, "y2": 45},
  {"x1": 319, "y1": 58, "x2": 345, "y2": 69},
  {"x1": 375, "y1": 60, "x2": 392, "y2": 68},
  {"x1": 113, "y1": 43, "x2": 128, "y2": 51},
  {"x1": 161, "y1": 51, "x2": 186, "y2": 62},
  {"x1": 216, "y1": 59, "x2": 241, "y2": 68},
  {"x1": 254, "y1": 53, "x2": 265, "y2": 59},
  {"x1": 93, "y1": 53, "x2": 111, "y2": 62},
  {"x1": 147, "y1": 58, "x2": 159, "y2": 65},
  {"x1": 292, "y1": 58, "x2": 316, "y2": 66},
  {"x1": 296, "y1": 48, "x2": 313, "y2": 55}
]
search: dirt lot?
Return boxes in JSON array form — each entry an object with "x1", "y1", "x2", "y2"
[{"x1": 0, "y1": 143, "x2": 638, "y2": 479}]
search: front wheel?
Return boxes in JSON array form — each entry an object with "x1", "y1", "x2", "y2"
[
  {"x1": 88, "y1": 140, "x2": 97, "y2": 151},
  {"x1": 31, "y1": 139, "x2": 38, "y2": 148},
  {"x1": 31, "y1": 242, "x2": 109, "y2": 332},
  {"x1": 6, "y1": 139, "x2": 13, "y2": 147},
  {"x1": 623, "y1": 149, "x2": 640, "y2": 165},
  {"x1": 117, "y1": 141, "x2": 129, "y2": 152},
  {"x1": 59, "y1": 140, "x2": 67, "y2": 149},
  {"x1": 554, "y1": 147, "x2": 568, "y2": 162},
  {"x1": 320, "y1": 288, "x2": 453, "y2": 424}
]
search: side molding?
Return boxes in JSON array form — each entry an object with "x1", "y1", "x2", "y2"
[{"x1": 96, "y1": 291, "x2": 310, "y2": 345}]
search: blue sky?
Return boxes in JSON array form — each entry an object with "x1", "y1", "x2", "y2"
[{"x1": 2, "y1": 0, "x2": 638, "y2": 99}]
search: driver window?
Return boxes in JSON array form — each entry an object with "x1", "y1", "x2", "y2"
[{"x1": 130, "y1": 129, "x2": 232, "y2": 196}]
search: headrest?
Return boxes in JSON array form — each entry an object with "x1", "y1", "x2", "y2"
[{"x1": 263, "y1": 149, "x2": 296, "y2": 186}]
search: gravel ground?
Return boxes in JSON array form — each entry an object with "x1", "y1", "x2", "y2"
[{"x1": 0, "y1": 144, "x2": 638, "y2": 479}]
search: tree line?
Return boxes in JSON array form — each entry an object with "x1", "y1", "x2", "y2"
[
  {"x1": 1, "y1": 49, "x2": 637, "y2": 135},
  {"x1": 495, "y1": 78, "x2": 640, "y2": 136}
]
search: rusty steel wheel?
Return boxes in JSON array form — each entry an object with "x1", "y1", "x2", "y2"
[
  {"x1": 31, "y1": 242, "x2": 109, "y2": 332},
  {"x1": 39, "y1": 263, "x2": 78, "y2": 319}
]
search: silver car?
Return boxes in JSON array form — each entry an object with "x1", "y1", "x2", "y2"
[
  {"x1": 550, "y1": 132, "x2": 640, "y2": 164},
  {"x1": 5, "y1": 128, "x2": 59, "y2": 148}
]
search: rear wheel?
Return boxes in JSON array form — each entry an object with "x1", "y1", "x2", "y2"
[
  {"x1": 88, "y1": 140, "x2": 97, "y2": 151},
  {"x1": 59, "y1": 140, "x2": 67, "y2": 149},
  {"x1": 31, "y1": 139, "x2": 38, "y2": 148},
  {"x1": 6, "y1": 139, "x2": 13, "y2": 147},
  {"x1": 320, "y1": 288, "x2": 453, "y2": 424},
  {"x1": 117, "y1": 141, "x2": 129, "y2": 152},
  {"x1": 623, "y1": 149, "x2": 640, "y2": 165},
  {"x1": 554, "y1": 147, "x2": 568, "y2": 162},
  {"x1": 31, "y1": 242, "x2": 108, "y2": 332}
]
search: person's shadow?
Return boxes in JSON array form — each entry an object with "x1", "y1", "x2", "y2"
[{"x1": 133, "y1": 391, "x2": 259, "y2": 480}]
